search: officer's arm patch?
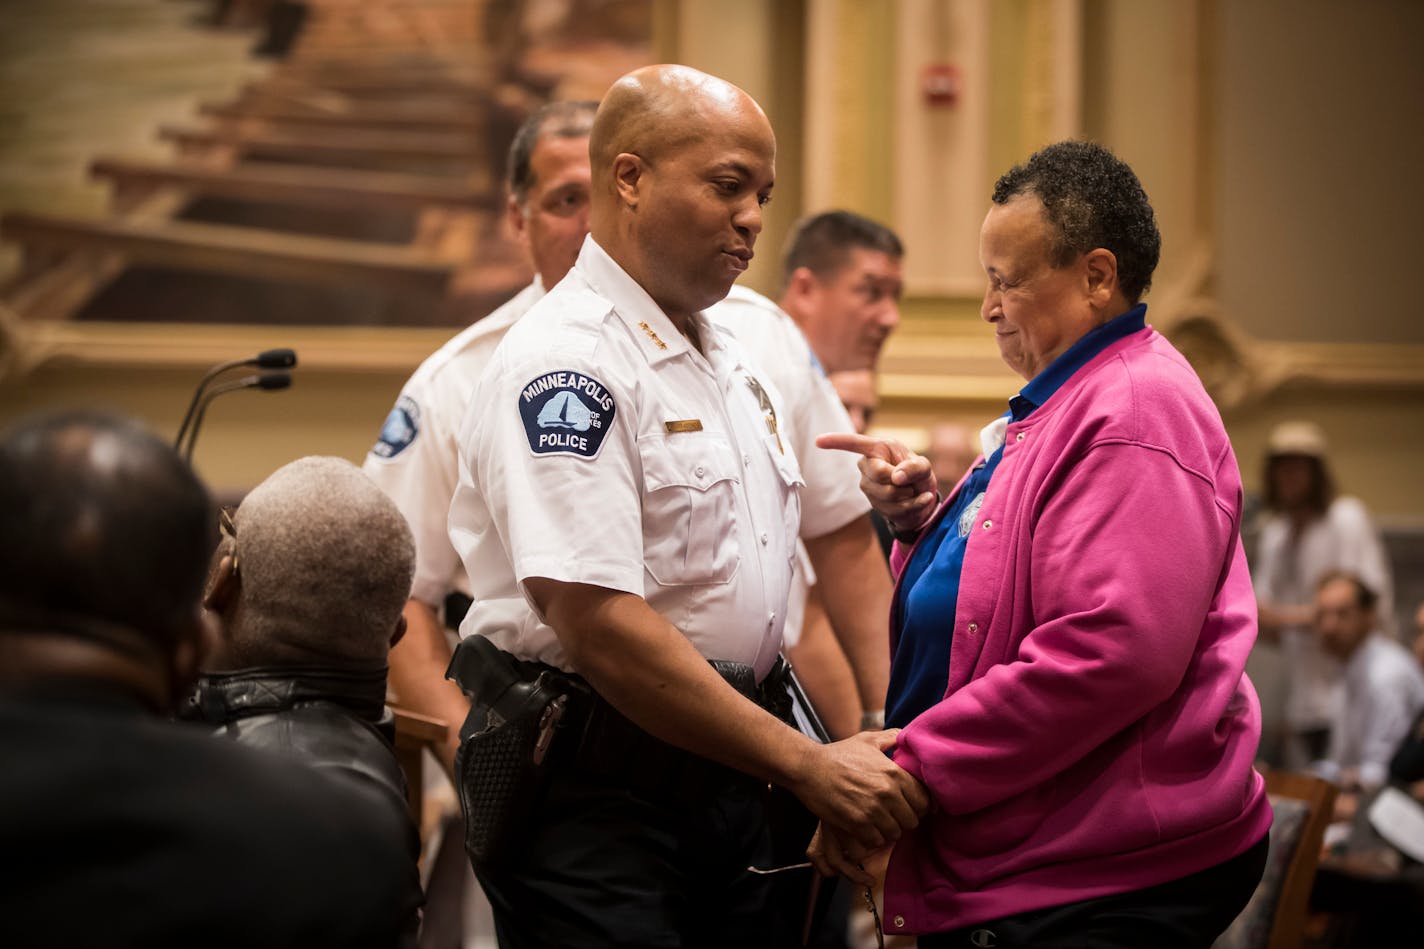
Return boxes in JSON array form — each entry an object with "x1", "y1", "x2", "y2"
[
  {"x1": 371, "y1": 395, "x2": 420, "y2": 458},
  {"x1": 518, "y1": 370, "x2": 616, "y2": 458}
]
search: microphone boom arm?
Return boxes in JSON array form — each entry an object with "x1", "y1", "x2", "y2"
[
  {"x1": 174, "y1": 349, "x2": 297, "y2": 452},
  {"x1": 180, "y1": 370, "x2": 293, "y2": 462}
]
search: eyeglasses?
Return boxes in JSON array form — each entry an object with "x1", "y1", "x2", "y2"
[
  {"x1": 860, "y1": 884, "x2": 885, "y2": 949},
  {"x1": 218, "y1": 506, "x2": 239, "y2": 573},
  {"x1": 744, "y1": 862, "x2": 884, "y2": 949}
]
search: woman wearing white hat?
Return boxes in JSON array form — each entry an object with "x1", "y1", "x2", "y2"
[{"x1": 1254, "y1": 420, "x2": 1394, "y2": 769}]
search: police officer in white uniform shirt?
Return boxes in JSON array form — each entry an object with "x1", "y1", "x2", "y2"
[
  {"x1": 447, "y1": 65, "x2": 927, "y2": 947},
  {"x1": 363, "y1": 101, "x2": 597, "y2": 774},
  {"x1": 370, "y1": 102, "x2": 891, "y2": 773}
]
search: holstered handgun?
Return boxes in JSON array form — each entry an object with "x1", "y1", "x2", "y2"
[{"x1": 446, "y1": 636, "x2": 586, "y2": 869}]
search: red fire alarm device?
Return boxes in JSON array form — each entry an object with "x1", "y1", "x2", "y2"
[{"x1": 921, "y1": 63, "x2": 961, "y2": 107}]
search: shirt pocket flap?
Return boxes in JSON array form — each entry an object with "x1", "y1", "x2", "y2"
[
  {"x1": 763, "y1": 435, "x2": 806, "y2": 489},
  {"x1": 641, "y1": 432, "x2": 742, "y2": 492}
]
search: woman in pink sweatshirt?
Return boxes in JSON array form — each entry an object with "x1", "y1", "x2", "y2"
[{"x1": 819, "y1": 141, "x2": 1272, "y2": 947}]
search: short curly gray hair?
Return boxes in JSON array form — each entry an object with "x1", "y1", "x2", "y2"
[
  {"x1": 227, "y1": 457, "x2": 414, "y2": 665},
  {"x1": 991, "y1": 140, "x2": 1161, "y2": 304}
]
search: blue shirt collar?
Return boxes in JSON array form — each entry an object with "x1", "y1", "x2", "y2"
[{"x1": 1009, "y1": 303, "x2": 1147, "y2": 420}]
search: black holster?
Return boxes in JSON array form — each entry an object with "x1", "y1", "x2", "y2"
[{"x1": 445, "y1": 636, "x2": 588, "y2": 870}]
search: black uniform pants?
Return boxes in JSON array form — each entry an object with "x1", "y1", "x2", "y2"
[
  {"x1": 474, "y1": 767, "x2": 804, "y2": 949},
  {"x1": 919, "y1": 834, "x2": 1269, "y2": 949}
]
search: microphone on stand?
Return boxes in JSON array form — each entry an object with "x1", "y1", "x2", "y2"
[
  {"x1": 180, "y1": 371, "x2": 293, "y2": 463},
  {"x1": 174, "y1": 348, "x2": 297, "y2": 451}
]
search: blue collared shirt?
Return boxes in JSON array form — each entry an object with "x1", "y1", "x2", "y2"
[{"x1": 885, "y1": 305, "x2": 1148, "y2": 729}]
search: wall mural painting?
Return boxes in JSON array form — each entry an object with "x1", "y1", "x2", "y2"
[{"x1": 0, "y1": 0, "x2": 652, "y2": 329}]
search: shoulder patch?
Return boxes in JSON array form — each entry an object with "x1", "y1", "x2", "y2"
[
  {"x1": 371, "y1": 395, "x2": 420, "y2": 459},
  {"x1": 518, "y1": 370, "x2": 616, "y2": 459}
]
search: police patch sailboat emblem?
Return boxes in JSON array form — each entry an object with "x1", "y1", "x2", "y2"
[
  {"x1": 535, "y1": 390, "x2": 596, "y2": 432},
  {"x1": 519, "y1": 370, "x2": 616, "y2": 458}
]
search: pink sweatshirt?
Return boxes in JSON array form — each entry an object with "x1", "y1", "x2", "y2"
[{"x1": 881, "y1": 327, "x2": 1273, "y2": 935}]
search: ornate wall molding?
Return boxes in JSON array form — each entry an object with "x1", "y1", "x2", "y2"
[{"x1": 2, "y1": 317, "x2": 449, "y2": 381}]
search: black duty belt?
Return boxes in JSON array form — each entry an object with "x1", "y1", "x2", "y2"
[{"x1": 447, "y1": 636, "x2": 799, "y2": 805}]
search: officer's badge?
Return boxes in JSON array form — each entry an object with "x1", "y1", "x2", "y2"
[
  {"x1": 519, "y1": 370, "x2": 616, "y2": 458},
  {"x1": 371, "y1": 395, "x2": 420, "y2": 459}
]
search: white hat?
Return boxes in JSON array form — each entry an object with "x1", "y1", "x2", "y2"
[{"x1": 1266, "y1": 420, "x2": 1328, "y2": 459}]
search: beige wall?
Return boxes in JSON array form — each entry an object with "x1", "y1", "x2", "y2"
[{"x1": 1216, "y1": 0, "x2": 1424, "y2": 345}]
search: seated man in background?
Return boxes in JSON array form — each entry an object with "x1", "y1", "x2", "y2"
[
  {"x1": 185, "y1": 455, "x2": 423, "y2": 899},
  {"x1": 1312, "y1": 570, "x2": 1424, "y2": 823},
  {"x1": 0, "y1": 412, "x2": 422, "y2": 949},
  {"x1": 1393, "y1": 601, "x2": 1424, "y2": 791}
]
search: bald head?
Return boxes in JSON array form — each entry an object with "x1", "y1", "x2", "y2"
[
  {"x1": 0, "y1": 411, "x2": 213, "y2": 650},
  {"x1": 212, "y1": 457, "x2": 414, "y2": 667},
  {"x1": 588, "y1": 65, "x2": 776, "y2": 329},
  {"x1": 590, "y1": 65, "x2": 764, "y2": 179}
]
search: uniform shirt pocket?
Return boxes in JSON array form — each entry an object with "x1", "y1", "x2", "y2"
[{"x1": 638, "y1": 432, "x2": 742, "y2": 586}]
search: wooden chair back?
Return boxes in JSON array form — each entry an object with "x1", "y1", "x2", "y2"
[
  {"x1": 1262, "y1": 770, "x2": 1336, "y2": 949},
  {"x1": 388, "y1": 704, "x2": 448, "y2": 825},
  {"x1": 1214, "y1": 769, "x2": 1337, "y2": 949}
]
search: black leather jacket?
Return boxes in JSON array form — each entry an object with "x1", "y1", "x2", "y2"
[
  {"x1": 182, "y1": 665, "x2": 423, "y2": 946},
  {"x1": 183, "y1": 664, "x2": 409, "y2": 811}
]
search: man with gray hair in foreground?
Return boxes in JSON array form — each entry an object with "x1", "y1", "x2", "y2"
[{"x1": 186, "y1": 456, "x2": 424, "y2": 945}]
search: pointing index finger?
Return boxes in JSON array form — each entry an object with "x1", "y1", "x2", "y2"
[{"x1": 815, "y1": 432, "x2": 904, "y2": 462}]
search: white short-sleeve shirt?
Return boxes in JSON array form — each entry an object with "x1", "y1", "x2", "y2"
[
  {"x1": 450, "y1": 237, "x2": 803, "y2": 680},
  {"x1": 363, "y1": 281, "x2": 546, "y2": 608},
  {"x1": 709, "y1": 287, "x2": 869, "y2": 646}
]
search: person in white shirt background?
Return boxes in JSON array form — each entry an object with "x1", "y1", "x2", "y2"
[
  {"x1": 713, "y1": 210, "x2": 905, "y2": 740},
  {"x1": 364, "y1": 100, "x2": 598, "y2": 775},
  {"x1": 1309, "y1": 570, "x2": 1424, "y2": 828},
  {"x1": 1252, "y1": 420, "x2": 1395, "y2": 770}
]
